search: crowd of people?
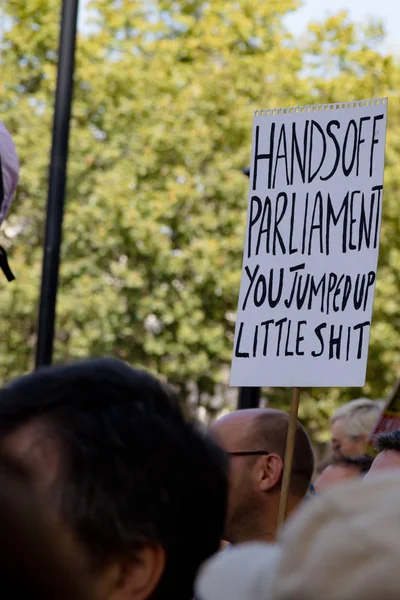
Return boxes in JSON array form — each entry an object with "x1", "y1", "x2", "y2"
[
  {"x1": 1, "y1": 56, "x2": 398, "y2": 598},
  {"x1": 0, "y1": 357, "x2": 395, "y2": 600}
]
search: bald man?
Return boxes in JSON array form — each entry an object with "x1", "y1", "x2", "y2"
[{"x1": 210, "y1": 409, "x2": 314, "y2": 544}]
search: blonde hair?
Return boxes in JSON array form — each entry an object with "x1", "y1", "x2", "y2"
[{"x1": 331, "y1": 398, "x2": 383, "y2": 438}]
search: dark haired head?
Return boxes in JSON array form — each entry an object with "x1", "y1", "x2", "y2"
[
  {"x1": 0, "y1": 358, "x2": 228, "y2": 600},
  {"x1": 0, "y1": 453, "x2": 92, "y2": 600},
  {"x1": 317, "y1": 455, "x2": 373, "y2": 476},
  {"x1": 332, "y1": 455, "x2": 373, "y2": 474},
  {"x1": 314, "y1": 454, "x2": 373, "y2": 494},
  {"x1": 374, "y1": 430, "x2": 400, "y2": 453}
]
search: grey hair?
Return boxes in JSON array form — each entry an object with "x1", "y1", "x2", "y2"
[{"x1": 331, "y1": 398, "x2": 383, "y2": 438}]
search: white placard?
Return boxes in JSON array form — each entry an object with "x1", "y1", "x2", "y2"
[{"x1": 230, "y1": 99, "x2": 388, "y2": 387}]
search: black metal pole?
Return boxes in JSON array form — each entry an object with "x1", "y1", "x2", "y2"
[
  {"x1": 237, "y1": 166, "x2": 261, "y2": 409},
  {"x1": 35, "y1": 0, "x2": 80, "y2": 368},
  {"x1": 238, "y1": 387, "x2": 261, "y2": 409}
]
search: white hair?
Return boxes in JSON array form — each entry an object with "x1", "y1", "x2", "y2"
[{"x1": 331, "y1": 398, "x2": 383, "y2": 438}]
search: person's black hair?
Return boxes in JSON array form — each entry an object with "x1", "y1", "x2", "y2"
[
  {"x1": 317, "y1": 455, "x2": 373, "y2": 475},
  {"x1": 0, "y1": 453, "x2": 93, "y2": 600},
  {"x1": 337, "y1": 455, "x2": 373, "y2": 474},
  {"x1": 0, "y1": 358, "x2": 228, "y2": 600},
  {"x1": 374, "y1": 429, "x2": 400, "y2": 454}
]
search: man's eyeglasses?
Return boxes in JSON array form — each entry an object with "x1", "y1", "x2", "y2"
[{"x1": 227, "y1": 451, "x2": 270, "y2": 457}]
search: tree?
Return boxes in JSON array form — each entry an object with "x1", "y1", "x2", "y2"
[{"x1": 0, "y1": 1, "x2": 398, "y2": 439}]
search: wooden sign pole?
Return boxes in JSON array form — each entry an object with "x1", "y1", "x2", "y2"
[
  {"x1": 277, "y1": 387, "x2": 301, "y2": 527},
  {"x1": 231, "y1": 100, "x2": 387, "y2": 529}
]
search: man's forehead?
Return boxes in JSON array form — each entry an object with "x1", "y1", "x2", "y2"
[
  {"x1": 331, "y1": 419, "x2": 345, "y2": 435},
  {"x1": 210, "y1": 413, "x2": 258, "y2": 450}
]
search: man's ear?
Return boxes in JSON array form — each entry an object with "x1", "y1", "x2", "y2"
[
  {"x1": 100, "y1": 544, "x2": 166, "y2": 600},
  {"x1": 257, "y1": 454, "x2": 284, "y2": 492}
]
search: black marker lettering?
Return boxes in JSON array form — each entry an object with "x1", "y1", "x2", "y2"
[
  {"x1": 308, "y1": 274, "x2": 326, "y2": 313},
  {"x1": 275, "y1": 318, "x2": 287, "y2": 357},
  {"x1": 354, "y1": 274, "x2": 365, "y2": 310},
  {"x1": 326, "y1": 273, "x2": 337, "y2": 315},
  {"x1": 261, "y1": 319, "x2": 274, "y2": 356},
  {"x1": 242, "y1": 265, "x2": 260, "y2": 310},
  {"x1": 296, "y1": 274, "x2": 310, "y2": 309},
  {"x1": 358, "y1": 190, "x2": 374, "y2": 250},
  {"x1": 285, "y1": 271, "x2": 298, "y2": 309},
  {"x1": 289, "y1": 192, "x2": 298, "y2": 254},
  {"x1": 342, "y1": 119, "x2": 357, "y2": 176},
  {"x1": 308, "y1": 120, "x2": 327, "y2": 183},
  {"x1": 341, "y1": 275, "x2": 352, "y2": 311},
  {"x1": 372, "y1": 185, "x2": 383, "y2": 248},
  {"x1": 254, "y1": 274, "x2": 267, "y2": 307},
  {"x1": 248, "y1": 196, "x2": 262, "y2": 258},
  {"x1": 321, "y1": 120, "x2": 340, "y2": 181},
  {"x1": 291, "y1": 121, "x2": 309, "y2": 184},
  {"x1": 356, "y1": 117, "x2": 370, "y2": 176},
  {"x1": 290, "y1": 263, "x2": 306, "y2": 271},
  {"x1": 253, "y1": 123, "x2": 275, "y2": 190},
  {"x1": 253, "y1": 325, "x2": 259, "y2": 357},
  {"x1": 268, "y1": 268, "x2": 284, "y2": 308},
  {"x1": 369, "y1": 115, "x2": 384, "y2": 177},
  {"x1": 272, "y1": 124, "x2": 290, "y2": 188},
  {"x1": 333, "y1": 274, "x2": 345, "y2": 312},
  {"x1": 235, "y1": 322, "x2": 249, "y2": 358},
  {"x1": 353, "y1": 321, "x2": 370, "y2": 359},
  {"x1": 273, "y1": 192, "x2": 288, "y2": 255},
  {"x1": 326, "y1": 191, "x2": 349, "y2": 254},
  {"x1": 284, "y1": 320, "x2": 294, "y2": 356},
  {"x1": 329, "y1": 324, "x2": 343, "y2": 359},
  {"x1": 363, "y1": 271, "x2": 376, "y2": 311},
  {"x1": 308, "y1": 191, "x2": 324, "y2": 255},
  {"x1": 349, "y1": 190, "x2": 360, "y2": 250},
  {"x1": 312, "y1": 323, "x2": 327, "y2": 357},
  {"x1": 285, "y1": 264, "x2": 305, "y2": 308},
  {"x1": 296, "y1": 320, "x2": 307, "y2": 356},
  {"x1": 255, "y1": 196, "x2": 272, "y2": 256},
  {"x1": 346, "y1": 326, "x2": 351, "y2": 361},
  {"x1": 301, "y1": 192, "x2": 309, "y2": 254}
]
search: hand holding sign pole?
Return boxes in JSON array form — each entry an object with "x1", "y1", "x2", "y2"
[{"x1": 230, "y1": 99, "x2": 388, "y2": 524}]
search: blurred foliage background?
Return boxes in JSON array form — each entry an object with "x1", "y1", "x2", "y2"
[{"x1": 0, "y1": 0, "x2": 398, "y2": 442}]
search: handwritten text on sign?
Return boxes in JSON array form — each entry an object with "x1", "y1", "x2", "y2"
[{"x1": 230, "y1": 99, "x2": 388, "y2": 387}]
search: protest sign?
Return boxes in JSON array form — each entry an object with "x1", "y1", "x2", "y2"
[
  {"x1": 366, "y1": 379, "x2": 400, "y2": 456},
  {"x1": 231, "y1": 99, "x2": 388, "y2": 388}
]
